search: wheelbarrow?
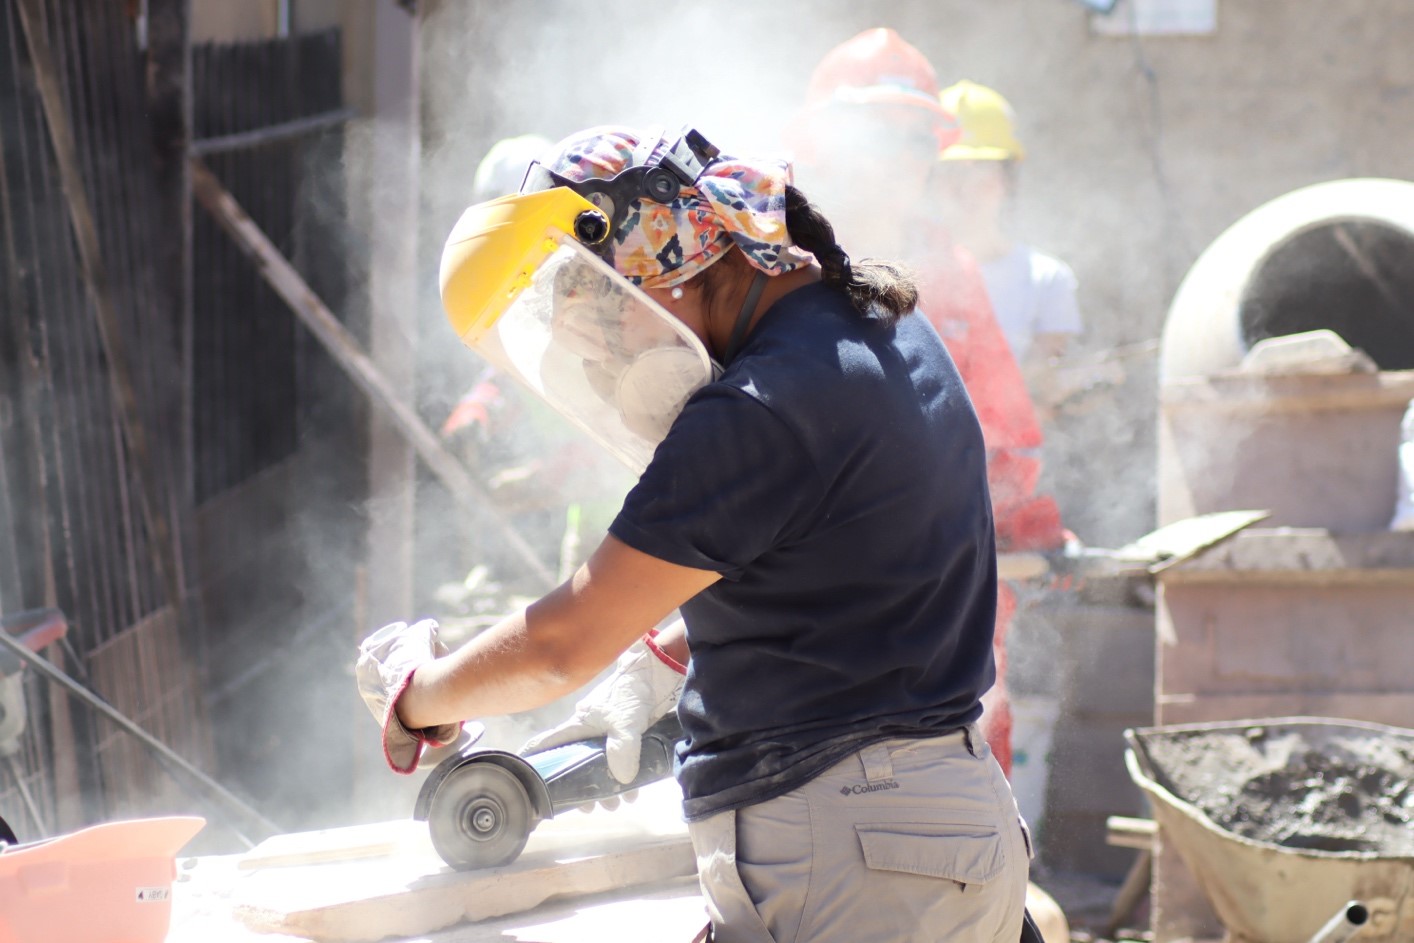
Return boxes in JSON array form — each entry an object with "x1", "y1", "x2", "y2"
[{"x1": 1125, "y1": 717, "x2": 1414, "y2": 943}]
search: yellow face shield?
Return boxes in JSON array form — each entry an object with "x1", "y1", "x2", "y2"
[{"x1": 440, "y1": 188, "x2": 716, "y2": 474}]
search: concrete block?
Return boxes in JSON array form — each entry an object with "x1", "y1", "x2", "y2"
[
  {"x1": 1160, "y1": 581, "x2": 1414, "y2": 698},
  {"x1": 1034, "y1": 596, "x2": 1156, "y2": 878},
  {"x1": 1152, "y1": 841, "x2": 1220, "y2": 943},
  {"x1": 1047, "y1": 722, "x2": 1150, "y2": 818},
  {"x1": 1044, "y1": 808, "x2": 1148, "y2": 878},
  {"x1": 1159, "y1": 372, "x2": 1414, "y2": 531},
  {"x1": 1057, "y1": 616, "x2": 1155, "y2": 716}
]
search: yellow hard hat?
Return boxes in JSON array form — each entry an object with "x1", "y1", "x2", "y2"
[{"x1": 937, "y1": 80, "x2": 1024, "y2": 161}]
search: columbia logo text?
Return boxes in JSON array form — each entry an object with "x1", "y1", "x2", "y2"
[{"x1": 840, "y1": 780, "x2": 900, "y2": 796}]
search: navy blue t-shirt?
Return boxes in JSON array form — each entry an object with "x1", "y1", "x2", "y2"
[{"x1": 609, "y1": 281, "x2": 998, "y2": 822}]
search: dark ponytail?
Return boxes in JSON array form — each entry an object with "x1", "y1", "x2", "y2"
[{"x1": 784, "y1": 185, "x2": 918, "y2": 325}]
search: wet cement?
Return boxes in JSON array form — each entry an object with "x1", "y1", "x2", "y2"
[{"x1": 1139, "y1": 723, "x2": 1414, "y2": 855}]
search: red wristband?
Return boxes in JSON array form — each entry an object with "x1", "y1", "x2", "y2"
[{"x1": 643, "y1": 630, "x2": 686, "y2": 675}]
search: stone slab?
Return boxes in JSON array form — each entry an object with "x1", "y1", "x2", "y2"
[{"x1": 170, "y1": 780, "x2": 697, "y2": 943}]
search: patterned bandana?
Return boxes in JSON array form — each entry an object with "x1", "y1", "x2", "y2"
[{"x1": 534, "y1": 126, "x2": 815, "y2": 289}]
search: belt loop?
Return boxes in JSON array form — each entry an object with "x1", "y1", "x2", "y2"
[
  {"x1": 962, "y1": 725, "x2": 979, "y2": 759},
  {"x1": 859, "y1": 742, "x2": 894, "y2": 784}
]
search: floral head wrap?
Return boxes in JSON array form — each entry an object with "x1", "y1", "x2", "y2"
[{"x1": 533, "y1": 126, "x2": 815, "y2": 289}]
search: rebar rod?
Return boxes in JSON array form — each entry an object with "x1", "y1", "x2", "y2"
[{"x1": 0, "y1": 629, "x2": 277, "y2": 845}]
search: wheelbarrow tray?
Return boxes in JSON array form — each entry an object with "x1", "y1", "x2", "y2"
[{"x1": 1125, "y1": 716, "x2": 1414, "y2": 943}]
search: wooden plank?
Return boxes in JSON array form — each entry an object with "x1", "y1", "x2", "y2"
[
  {"x1": 144, "y1": 0, "x2": 196, "y2": 618},
  {"x1": 1105, "y1": 815, "x2": 1157, "y2": 850},
  {"x1": 1102, "y1": 848, "x2": 1152, "y2": 940},
  {"x1": 188, "y1": 160, "x2": 554, "y2": 590}
]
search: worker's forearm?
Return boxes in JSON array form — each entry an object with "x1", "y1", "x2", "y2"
[
  {"x1": 395, "y1": 570, "x2": 636, "y2": 730},
  {"x1": 393, "y1": 534, "x2": 716, "y2": 730},
  {"x1": 395, "y1": 609, "x2": 585, "y2": 730}
]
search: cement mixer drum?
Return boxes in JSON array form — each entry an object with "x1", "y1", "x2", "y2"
[{"x1": 1162, "y1": 177, "x2": 1414, "y2": 381}]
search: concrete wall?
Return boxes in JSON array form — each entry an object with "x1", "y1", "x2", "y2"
[
  {"x1": 923, "y1": 0, "x2": 1414, "y2": 547},
  {"x1": 1031, "y1": 587, "x2": 1155, "y2": 880}
]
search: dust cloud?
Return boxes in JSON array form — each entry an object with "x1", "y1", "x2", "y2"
[{"x1": 258, "y1": 0, "x2": 1183, "y2": 835}]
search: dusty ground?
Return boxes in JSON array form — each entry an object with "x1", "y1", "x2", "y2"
[{"x1": 1139, "y1": 723, "x2": 1414, "y2": 855}]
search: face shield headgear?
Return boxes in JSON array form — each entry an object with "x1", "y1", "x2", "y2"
[{"x1": 440, "y1": 127, "x2": 811, "y2": 474}]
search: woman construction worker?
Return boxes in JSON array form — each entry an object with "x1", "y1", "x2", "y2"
[{"x1": 356, "y1": 124, "x2": 1032, "y2": 942}]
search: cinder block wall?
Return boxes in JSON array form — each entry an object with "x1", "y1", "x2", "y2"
[{"x1": 1018, "y1": 581, "x2": 1154, "y2": 879}]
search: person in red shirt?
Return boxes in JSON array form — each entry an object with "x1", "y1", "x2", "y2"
[{"x1": 790, "y1": 29, "x2": 1067, "y2": 775}]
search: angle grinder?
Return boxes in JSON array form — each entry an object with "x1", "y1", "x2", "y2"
[{"x1": 414, "y1": 713, "x2": 683, "y2": 870}]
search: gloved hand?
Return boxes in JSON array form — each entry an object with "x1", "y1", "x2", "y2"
[
  {"x1": 356, "y1": 619, "x2": 463, "y2": 774},
  {"x1": 521, "y1": 624, "x2": 686, "y2": 785}
]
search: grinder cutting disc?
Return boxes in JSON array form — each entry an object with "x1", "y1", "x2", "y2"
[{"x1": 426, "y1": 762, "x2": 533, "y2": 870}]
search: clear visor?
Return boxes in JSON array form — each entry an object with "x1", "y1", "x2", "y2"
[{"x1": 473, "y1": 239, "x2": 715, "y2": 474}]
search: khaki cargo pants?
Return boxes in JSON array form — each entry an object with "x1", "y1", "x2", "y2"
[{"x1": 688, "y1": 726, "x2": 1032, "y2": 943}]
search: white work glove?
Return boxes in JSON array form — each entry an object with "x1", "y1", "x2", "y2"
[
  {"x1": 356, "y1": 619, "x2": 463, "y2": 774},
  {"x1": 521, "y1": 625, "x2": 686, "y2": 785}
]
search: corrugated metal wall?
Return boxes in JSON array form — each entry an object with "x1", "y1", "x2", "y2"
[
  {"x1": 0, "y1": 0, "x2": 206, "y2": 832},
  {"x1": 191, "y1": 29, "x2": 346, "y2": 503},
  {"x1": 187, "y1": 27, "x2": 365, "y2": 830},
  {"x1": 0, "y1": 4, "x2": 355, "y2": 840}
]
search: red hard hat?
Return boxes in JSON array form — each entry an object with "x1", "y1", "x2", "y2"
[{"x1": 794, "y1": 28, "x2": 960, "y2": 155}]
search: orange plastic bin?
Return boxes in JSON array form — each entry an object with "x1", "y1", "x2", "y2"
[{"x1": 0, "y1": 816, "x2": 204, "y2": 943}]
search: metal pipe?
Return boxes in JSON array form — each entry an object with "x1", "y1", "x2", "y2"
[
  {"x1": 188, "y1": 107, "x2": 355, "y2": 157},
  {"x1": 0, "y1": 629, "x2": 278, "y2": 845},
  {"x1": 1308, "y1": 900, "x2": 1369, "y2": 943}
]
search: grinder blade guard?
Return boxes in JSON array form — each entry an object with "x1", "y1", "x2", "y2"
[{"x1": 414, "y1": 713, "x2": 683, "y2": 870}]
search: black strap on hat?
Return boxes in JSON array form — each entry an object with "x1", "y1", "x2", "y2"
[{"x1": 520, "y1": 128, "x2": 720, "y2": 256}]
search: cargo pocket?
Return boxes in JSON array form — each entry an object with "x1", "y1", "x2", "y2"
[{"x1": 855, "y1": 821, "x2": 1006, "y2": 887}]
